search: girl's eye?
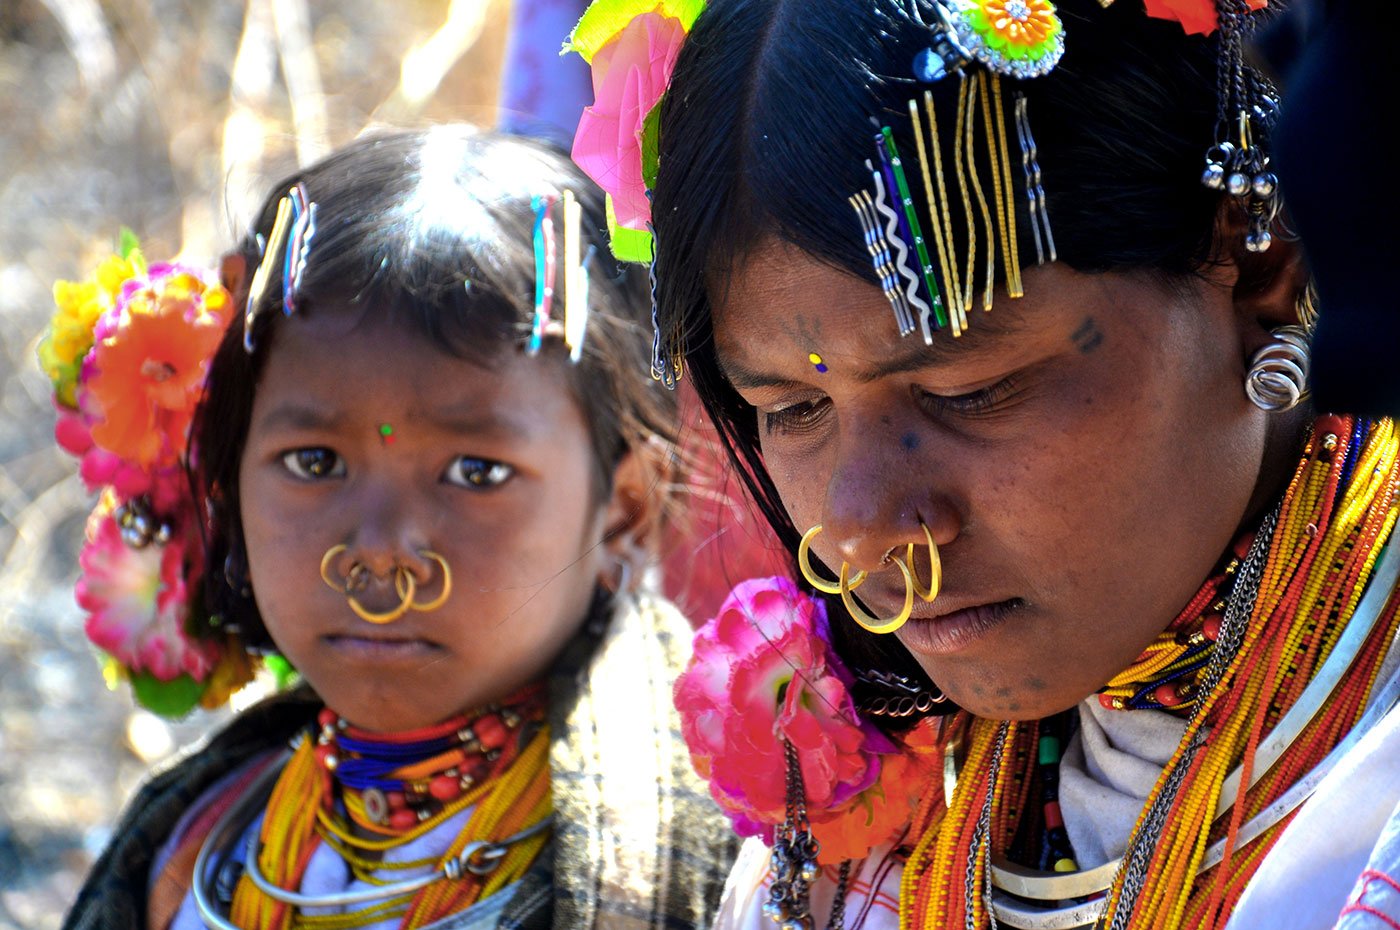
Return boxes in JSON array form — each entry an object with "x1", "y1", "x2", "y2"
[
  {"x1": 917, "y1": 377, "x2": 1021, "y2": 418},
  {"x1": 762, "y1": 398, "x2": 830, "y2": 436},
  {"x1": 444, "y1": 456, "x2": 515, "y2": 489},
  {"x1": 281, "y1": 448, "x2": 345, "y2": 480}
]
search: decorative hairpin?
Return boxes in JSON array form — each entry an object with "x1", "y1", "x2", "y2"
[
  {"x1": 1198, "y1": 6, "x2": 1280, "y2": 252},
  {"x1": 850, "y1": 0, "x2": 1060, "y2": 342},
  {"x1": 243, "y1": 182, "x2": 316, "y2": 353},
  {"x1": 849, "y1": 188, "x2": 916, "y2": 335},
  {"x1": 527, "y1": 191, "x2": 596, "y2": 363},
  {"x1": 528, "y1": 194, "x2": 558, "y2": 356},
  {"x1": 877, "y1": 127, "x2": 946, "y2": 341}
]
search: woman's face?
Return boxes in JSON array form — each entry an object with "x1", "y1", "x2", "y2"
[
  {"x1": 713, "y1": 239, "x2": 1288, "y2": 719},
  {"x1": 238, "y1": 312, "x2": 626, "y2": 732}
]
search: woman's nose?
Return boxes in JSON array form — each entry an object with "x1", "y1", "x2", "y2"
[{"x1": 818, "y1": 420, "x2": 959, "y2": 576}]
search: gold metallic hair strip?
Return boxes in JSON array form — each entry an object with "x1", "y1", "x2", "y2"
[
  {"x1": 974, "y1": 74, "x2": 1004, "y2": 312},
  {"x1": 960, "y1": 73, "x2": 995, "y2": 328},
  {"x1": 989, "y1": 74, "x2": 1024, "y2": 298},
  {"x1": 951, "y1": 75, "x2": 977, "y2": 337},
  {"x1": 910, "y1": 95, "x2": 962, "y2": 339}
]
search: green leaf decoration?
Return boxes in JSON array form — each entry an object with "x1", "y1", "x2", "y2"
[
  {"x1": 606, "y1": 196, "x2": 655, "y2": 263},
  {"x1": 640, "y1": 100, "x2": 663, "y2": 192},
  {"x1": 262, "y1": 654, "x2": 300, "y2": 690},
  {"x1": 118, "y1": 227, "x2": 141, "y2": 261},
  {"x1": 567, "y1": 0, "x2": 706, "y2": 62},
  {"x1": 130, "y1": 670, "x2": 204, "y2": 718}
]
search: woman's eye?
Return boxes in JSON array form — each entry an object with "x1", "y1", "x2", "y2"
[
  {"x1": 444, "y1": 456, "x2": 515, "y2": 489},
  {"x1": 281, "y1": 448, "x2": 346, "y2": 480},
  {"x1": 918, "y1": 377, "x2": 1021, "y2": 418},
  {"x1": 762, "y1": 399, "x2": 830, "y2": 436}
]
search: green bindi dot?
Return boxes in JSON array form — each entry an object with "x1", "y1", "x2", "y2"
[{"x1": 379, "y1": 423, "x2": 395, "y2": 446}]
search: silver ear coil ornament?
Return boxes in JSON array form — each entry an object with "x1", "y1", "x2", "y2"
[{"x1": 1245, "y1": 325, "x2": 1311, "y2": 412}]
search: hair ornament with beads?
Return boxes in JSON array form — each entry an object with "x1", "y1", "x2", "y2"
[{"x1": 38, "y1": 230, "x2": 293, "y2": 717}]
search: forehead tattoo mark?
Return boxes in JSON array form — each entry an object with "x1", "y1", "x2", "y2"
[
  {"x1": 901, "y1": 432, "x2": 920, "y2": 452},
  {"x1": 1072, "y1": 317, "x2": 1104, "y2": 354}
]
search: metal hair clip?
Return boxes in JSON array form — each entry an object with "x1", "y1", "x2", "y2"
[
  {"x1": 850, "y1": 186, "x2": 916, "y2": 334},
  {"x1": 910, "y1": 0, "x2": 973, "y2": 83},
  {"x1": 1014, "y1": 92, "x2": 1056, "y2": 265},
  {"x1": 243, "y1": 188, "x2": 295, "y2": 354},
  {"x1": 243, "y1": 182, "x2": 316, "y2": 353},
  {"x1": 282, "y1": 183, "x2": 317, "y2": 315}
]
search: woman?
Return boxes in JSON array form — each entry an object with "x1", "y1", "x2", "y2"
[{"x1": 568, "y1": 0, "x2": 1400, "y2": 927}]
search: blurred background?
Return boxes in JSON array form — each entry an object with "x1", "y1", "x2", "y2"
[{"x1": 0, "y1": 1, "x2": 549, "y2": 925}]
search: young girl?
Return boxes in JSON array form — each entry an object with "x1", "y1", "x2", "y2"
[{"x1": 51, "y1": 126, "x2": 736, "y2": 930}]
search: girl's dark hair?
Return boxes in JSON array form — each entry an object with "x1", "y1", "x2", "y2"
[
  {"x1": 651, "y1": 0, "x2": 1270, "y2": 692},
  {"x1": 197, "y1": 127, "x2": 673, "y2": 647}
]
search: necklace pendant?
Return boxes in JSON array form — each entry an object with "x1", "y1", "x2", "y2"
[{"x1": 363, "y1": 787, "x2": 390, "y2": 825}]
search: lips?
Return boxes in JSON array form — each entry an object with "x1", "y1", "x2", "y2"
[
  {"x1": 897, "y1": 599, "x2": 1023, "y2": 656},
  {"x1": 323, "y1": 631, "x2": 442, "y2": 663},
  {"x1": 842, "y1": 580, "x2": 1022, "y2": 656}
]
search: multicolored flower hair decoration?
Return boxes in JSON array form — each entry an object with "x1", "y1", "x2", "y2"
[
  {"x1": 39, "y1": 231, "x2": 288, "y2": 717},
  {"x1": 566, "y1": 0, "x2": 705, "y2": 264},
  {"x1": 673, "y1": 576, "x2": 940, "y2": 864},
  {"x1": 952, "y1": 0, "x2": 1065, "y2": 78}
]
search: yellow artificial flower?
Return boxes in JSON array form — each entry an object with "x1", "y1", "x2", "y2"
[{"x1": 38, "y1": 249, "x2": 145, "y2": 407}]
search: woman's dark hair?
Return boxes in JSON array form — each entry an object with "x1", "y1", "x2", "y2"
[
  {"x1": 196, "y1": 126, "x2": 673, "y2": 647},
  {"x1": 650, "y1": 0, "x2": 1275, "y2": 694}
]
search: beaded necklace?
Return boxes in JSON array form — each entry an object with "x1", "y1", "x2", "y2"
[
  {"x1": 229, "y1": 686, "x2": 551, "y2": 930},
  {"x1": 899, "y1": 415, "x2": 1400, "y2": 930}
]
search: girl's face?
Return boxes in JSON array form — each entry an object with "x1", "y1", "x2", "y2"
[
  {"x1": 238, "y1": 311, "x2": 625, "y2": 732},
  {"x1": 713, "y1": 239, "x2": 1302, "y2": 721}
]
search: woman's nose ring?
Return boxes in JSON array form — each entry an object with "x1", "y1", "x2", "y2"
[{"x1": 797, "y1": 524, "x2": 941, "y2": 634}]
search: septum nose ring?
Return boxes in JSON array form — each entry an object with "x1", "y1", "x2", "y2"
[
  {"x1": 797, "y1": 524, "x2": 941, "y2": 635},
  {"x1": 319, "y1": 544, "x2": 454, "y2": 624}
]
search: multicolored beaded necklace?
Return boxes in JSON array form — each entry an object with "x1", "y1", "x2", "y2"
[
  {"x1": 230, "y1": 685, "x2": 550, "y2": 930},
  {"x1": 899, "y1": 415, "x2": 1400, "y2": 930}
]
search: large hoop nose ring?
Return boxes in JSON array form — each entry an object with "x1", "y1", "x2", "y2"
[
  {"x1": 320, "y1": 544, "x2": 416, "y2": 625},
  {"x1": 840, "y1": 559, "x2": 913, "y2": 635},
  {"x1": 797, "y1": 525, "x2": 866, "y2": 595},
  {"x1": 394, "y1": 550, "x2": 452, "y2": 612},
  {"x1": 907, "y1": 523, "x2": 941, "y2": 603}
]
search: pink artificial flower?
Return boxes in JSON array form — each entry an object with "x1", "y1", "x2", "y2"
[
  {"x1": 1143, "y1": 0, "x2": 1266, "y2": 35},
  {"x1": 76, "y1": 497, "x2": 215, "y2": 683},
  {"x1": 674, "y1": 577, "x2": 894, "y2": 855},
  {"x1": 572, "y1": 11, "x2": 688, "y2": 230}
]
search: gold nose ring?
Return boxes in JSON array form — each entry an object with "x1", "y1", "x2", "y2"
[
  {"x1": 908, "y1": 523, "x2": 941, "y2": 603},
  {"x1": 840, "y1": 558, "x2": 914, "y2": 634},
  {"x1": 802, "y1": 523, "x2": 940, "y2": 635},
  {"x1": 394, "y1": 550, "x2": 452, "y2": 612},
  {"x1": 319, "y1": 544, "x2": 415, "y2": 625},
  {"x1": 797, "y1": 525, "x2": 866, "y2": 594}
]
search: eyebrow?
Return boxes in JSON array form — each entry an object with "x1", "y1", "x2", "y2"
[
  {"x1": 252, "y1": 404, "x2": 346, "y2": 434},
  {"x1": 721, "y1": 307, "x2": 1029, "y2": 390},
  {"x1": 251, "y1": 403, "x2": 539, "y2": 440}
]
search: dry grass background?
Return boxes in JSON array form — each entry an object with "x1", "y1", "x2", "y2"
[{"x1": 0, "y1": 2, "x2": 512, "y2": 924}]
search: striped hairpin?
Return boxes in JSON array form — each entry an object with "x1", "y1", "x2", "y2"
[
  {"x1": 243, "y1": 182, "x2": 315, "y2": 354},
  {"x1": 849, "y1": 187, "x2": 915, "y2": 334}
]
